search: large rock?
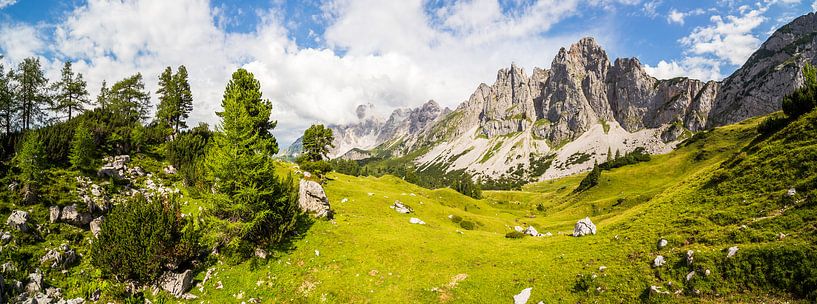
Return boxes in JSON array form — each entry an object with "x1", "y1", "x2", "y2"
[
  {"x1": 298, "y1": 180, "x2": 332, "y2": 218},
  {"x1": 40, "y1": 245, "x2": 78, "y2": 269},
  {"x1": 524, "y1": 226, "x2": 543, "y2": 237},
  {"x1": 158, "y1": 269, "x2": 193, "y2": 298},
  {"x1": 60, "y1": 205, "x2": 93, "y2": 226},
  {"x1": 6, "y1": 210, "x2": 30, "y2": 232},
  {"x1": 391, "y1": 201, "x2": 413, "y2": 214},
  {"x1": 573, "y1": 217, "x2": 596, "y2": 236},
  {"x1": 26, "y1": 269, "x2": 43, "y2": 294},
  {"x1": 89, "y1": 217, "x2": 104, "y2": 238},
  {"x1": 513, "y1": 287, "x2": 532, "y2": 304}
]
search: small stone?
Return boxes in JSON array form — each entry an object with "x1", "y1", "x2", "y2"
[
  {"x1": 514, "y1": 226, "x2": 524, "y2": 232},
  {"x1": 598, "y1": 266, "x2": 607, "y2": 272},
  {"x1": 409, "y1": 218, "x2": 425, "y2": 225},
  {"x1": 657, "y1": 238, "x2": 668, "y2": 249},
  {"x1": 6, "y1": 210, "x2": 30, "y2": 232},
  {"x1": 786, "y1": 187, "x2": 797, "y2": 196},
  {"x1": 686, "y1": 250, "x2": 694, "y2": 265},
  {"x1": 90, "y1": 216, "x2": 104, "y2": 238},
  {"x1": 49, "y1": 206, "x2": 61, "y2": 223},
  {"x1": 341, "y1": 198, "x2": 348, "y2": 203},
  {"x1": 513, "y1": 287, "x2": 532, "y2": 304},
  {"x1": 314, "y1": 250, "x2": 320, "y2": 256},
  {"x1": 727, "y1": 246, "x2": 739, "y2": 258},
  {"x1": 704, "y1": 269, "x2": 711, "y2": 276},
  {"x1": 653, "y1": 255, "x2": 666, "y2": 268},
  {"x1": 392, "y1": 201, "x2": 413, "y2": 214},
  {"x1": 685, "y1": 271, "x2": 695, "y2": 281},
  {"x1": 254, "y1": 248, "x2": 268, "y2": 259},
  {"x1": 158, "y1": 269, "x2": 193, "y2": 297}
]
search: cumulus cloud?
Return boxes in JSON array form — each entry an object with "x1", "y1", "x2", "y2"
[
  {"x1": 0, "y1": 0, "x2": 16, "y2": 9},
  {"x1": 680, "y1": 7, "x2": 766, "y2": 66},
  {"x1": 1, "y1": 0, "x2": 608, "y2": 145},
  {"x1": 643, "y1": 56, "x2": 722, "y2": 80},
  {"x1": 667, "y1": 8, "x2": 706, "y2": 25}
]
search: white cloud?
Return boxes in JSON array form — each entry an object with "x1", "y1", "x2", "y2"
[
  {"x1": 643, "y1": 56, "x2": 722, "y2": 80},
  {"x1": 679, "y1": 7, "x2": 766, "y2": 66},
  {"x1": 0, "y1": 0, "x2": 16, "y2": 9},
  {"x1": 667, "y1": 8, "x2": 707, "y2": 25},
  {"x1": 812, "y1": 0, "x2": 817, "y2": 10},
  {"x1": 5, "y1": 0, "x2": 604, "y2": 145}
]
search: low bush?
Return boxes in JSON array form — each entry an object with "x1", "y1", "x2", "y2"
[
  {"x1": 450, "y1": 215, "x2": 463, "y2": 223},
  {"x1": 459, "y1": 220, "x2": 476, "y2": 230},
  {"x1": 505, "y1": 231, "x2": 525, "y2": 239}
]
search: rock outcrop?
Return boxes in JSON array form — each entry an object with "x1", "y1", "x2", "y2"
[
  {"x1": 298, "y1": 180, "x2": 332, "y2": 218},
  {"x1": 573, "y1": 217, "x2": 597, "y2": 236},
  {"x1": 6, "y1": 210, "x2": 30, "y2": 232},
  {"x1": 158, "y1": 269, "x2": 193, "y2": 298}
]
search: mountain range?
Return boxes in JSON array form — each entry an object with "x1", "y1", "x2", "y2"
[{"x1": 285, "y1": 12, "x2": 817, "y2": 181}]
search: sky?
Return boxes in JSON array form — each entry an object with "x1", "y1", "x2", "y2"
[{"x1": 0, "y1": 0, "x2": 815, "y2": 147}]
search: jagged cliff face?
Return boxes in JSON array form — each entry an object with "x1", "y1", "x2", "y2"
[
  {"x1": 709, "y1": 12, "x2": 817, "y2": 127},
  {"x1": 290, "y1": 13, "x2": 817, "y2": 180}
]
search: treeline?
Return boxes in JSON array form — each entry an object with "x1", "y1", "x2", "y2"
[{"x1": 575, "y1": 147, "x2": 652, "y2": 193}]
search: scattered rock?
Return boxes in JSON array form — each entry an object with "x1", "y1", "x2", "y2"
[
  {"x1": 787, "y1": 187, "x2": 797, "y2": 196},
  {"x1": 686, "y1": 271, "x2": 695, "y2": 282},
  {"x1": 40, "y1": 244, "x2": 78, "y2": 269},
  {"x1": 573, "y1": 217, "x2": 596, "y2": 236},
  {"x1": 163, "y1": 165, "x2": 177, "y2": 175},
  {"x1": 778, "y1": 233, "x2": 786, "y2": 240},
  {"x1": 513, "y1": 226, "x2": 524, "y2": 232},
  {"x1": 513, "y1": 287, "x2": 532, "y2": 304},
  {"x1": 129, "y1": 166, "x2": 146, "y2": 177},
  {"x1": 0, "y1": 231, "x2": 11, "y2": 244},
  {"x1": 158, "y1": 269, "x2": 193, "y2": 298},
  {"x1": 543, "y1": 232, "x2": 553, "y2": 237},
  {"x1": 298, "y1": 180, "x2": 333, "y2": 219},
  {"x1": 254, "y1": 248, "x2": 268, "y2": 259},
  {"x1": 7, "y1": 210, "x2": 30, "y2": 232},
  {"x1": 215, "y1": 281, "x2": 223, "y2": 289},
  {"x1": 26, "y1": 269, "x2": 43, "y2": 294},
  {"x1": 303, "y1": 171, "x2": 312, "y2": 178},
  {"x1": 89, "y1": 216, "x2": 104, "y2": 238},
  {"x1": 315, "y1": 250, "x2": 320, "y2": 256},
  {"x1": 60, "y1": 205, "x2": 93, "y2": 226},
  {"x1": 391, "y1": 201, "x2": 413, "y2": 214},
  {"x1": 409, "y1": 218, "x2": 426, "y2": 225},
  {"x1": 727, "y1": 246, "x2": 739, "y2": 258},
  {"x1": 649, "y1": 285, "x2": 670, "y2": 296},
  {"x1": 49, "y1": 206, "x2": 61, "y2": 224},
  {"x1": 657, "y1": 238, "x2": 668, "y2": 249},
  {"x1": 653, "y1": 255, "x2": 666, "y2": 268},
  {"x1": 704, "y1": 269, "x2": 711, "y2": 276},
  {"x1": 598, "y1": 266, "x2": 607, "y2": 272},
  {"x1": 341, "y1": 198, "x2": 348, "y2": 203},
  {"x1": 524, "y1": 226, "x2": 543, "y2": 237},
  {"x1": 686, "y1": 250, "x2": 694, "y2": 265}
]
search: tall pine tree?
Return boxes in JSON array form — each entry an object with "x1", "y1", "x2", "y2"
[
  {"x1": 96, "y1": 80, "x2": 110, "y2": 111},
  {"x1": 110, "y1": 73, "x2": 150, "y2": 122},
  {"x1": 52, "y1": 61, "x2": 90, "y2": 120},
  {"x1": 205, "y1": 68, "x2": 297, "y2": 257},
  {"x1": 156, "y1": 65, "x2": 193, "y2": 135},
  {"x1": 0, "y1": 62, "x2": 15, "y2": 134},
  {"x1": 14, "y1": 57, "x2": 49, "y2": 130},
  {"x1": 302, "y1": 124, "x2": 334, "y2": 162},
  {"x1": 13, "y1": 132, "x2": 45, "y2": 204}
]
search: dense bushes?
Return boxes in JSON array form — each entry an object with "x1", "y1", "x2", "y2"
[
  {"x1": 782, "y1": 63, "x2": 817, "y2": 119},
  {"x1": 599, "y1": 147, "x2": 650, "y2": 170},
  {"x1": 452, "y1": 175, "x2": 482, "y2": 199},
  {"x1": 297, "y1": 159, "x2": 332, "y2": 177},
  {"x1": 90, "y1": 194, "x2": 200, "y2": 283},
  {"x1": 575, "y1": 162, "x2": 601, "y2": 193},
  {"x1": 164, "y1": 123, "x2": 211, "y2": 187},
  {"x1": 720, "y1": 246, "x2": 817, "y2": 300}
]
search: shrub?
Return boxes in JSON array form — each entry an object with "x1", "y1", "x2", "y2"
[
  {"x1": 575, "y1": 162, "x2": 601, "y2": 193},
  {"x1": 757, "y1": 113, "x2": 791, "y2": 135},
  {"x1": 449, "y1": 215, "x2": 463, "y2": 223},
  {"x1": 298, "y1": 159, "x2": 333, "y2": 177},
  {"x1": 782, "y1": 64, "x2": 817, "y2": 119},
  {"x1": 505, "y1": 231, "x2": 526, "y2": 239},
  {"x1": 459, "y1": 220, "x2": 476, "y2": 230},
  {"x1": 90, "y1": 194, "x2": 200, "y2": 283}
]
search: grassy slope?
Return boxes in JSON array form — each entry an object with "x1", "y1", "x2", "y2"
[{"x1": 191, "y1": 114, "x2": 813, "y2": 302}]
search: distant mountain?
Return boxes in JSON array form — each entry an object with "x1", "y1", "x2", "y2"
[{"x1": 290, "y1": 13, "x2": 817, "y2": 182}]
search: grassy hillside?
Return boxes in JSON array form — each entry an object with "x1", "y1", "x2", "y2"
[
  {"x1": 181, "y1": 112, "x2": 814, "y2": 302},
  {"x1": 2, "y1": 110, "x2": 814, "y2": 303}
]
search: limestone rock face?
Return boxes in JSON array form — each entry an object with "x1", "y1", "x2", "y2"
[
  {"x1": 6, "y1": 210, "x2": 30, "y2": 232},
  {"x1": 710, "y1": 12, "x2": 817, "y2": 127},
  {"x1": 298, "y1": 180, "x2": 332, "y2": 218},
  {"x1": 573, "y1": 217, "x2": 597, "y2": 237},
  {"x1": 159, "y1": 269, "x2": 193, "y2": 298}
]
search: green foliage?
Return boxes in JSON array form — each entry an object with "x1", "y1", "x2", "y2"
[
  {"x1": 599, "y1": 147, "x2": 651, "y2": 170},
  {"x1": 452, "y1": 175, "x2": 482, "y2": 199},
  {"x1": 52, "y1": 61, "x2": 90, "y2": 120},
  {"x1": 69, "y1": 122, "x2": 95, "y2": 171},
  {"x1": 302, "y1": 124, "x2": 334, "y2": 162},
  {"x1": 330, "y1": 158, "x2": 361, "y2": 176},
  {"x1": 757, "y1": 113, "x2": 790, "y2": 135},
  {"x1": 575, "y1": 161, "x2": 601, "y2": 193},
  {"x1": 156, "y1": 66, "x2": 194, "y2": 135},
  {"x1": 782, "y1": 63, "x2": 817, "y2": 118},
  {"x1": 719, "y1": 245, "x2": 817, "y2": 300},
  {"x1": 13, "y1": 132, "x2": 45, "y2": 195},
  {"x1": 205, "y1": 68, "x2": 298, "y2": 259},
  {"x1": 109, "y1": 73, "x2": 151, "y2": 122},
  {"x1": 14, "y1": 57, "x2": 50, "y2": 130},
  {"x1": 449, "y1": 215, "x2": 463, "y2": 223},
  {"x1": 298, "y1": 160, "x2": 332, "y2": 177},
  {"x1": 165, "y1": 123, "x2": 212, "y2": 187},
  {"x1": 0, "y1": 62, "x2": 14, "y2": 134},
  {"x1": 90, "y1": 194, "x2": 200, "y2": 283},
  {"x1": 504, "y1": 231, "x2": 526, "y2": 239},
  {"x1": 459, "y1": 220, "x2": 476, "y2": 230}
]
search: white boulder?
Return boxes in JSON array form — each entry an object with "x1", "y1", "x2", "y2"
[{"x1": 573, "y1": 217, "x2": 596, "y2": 236}]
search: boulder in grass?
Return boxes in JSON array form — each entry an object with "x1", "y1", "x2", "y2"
[
  {"x1": 513, "y1": 287, "x2": 532, "y2": 304},
  {"x1": 7, "y1": 210, "x2": 30, "y2": 232},
  {"x1": 573, "y1": 217, "x2": 596, "y2": 236},
  {"x1": 298, "y1": 180, "x2": 333, "y2": 219},
  {"x1": 159, "y1": 269, "x2": 193, "y2": 298}
]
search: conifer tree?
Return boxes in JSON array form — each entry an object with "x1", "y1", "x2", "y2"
[
  {"x1": 13, "y1": 132, "x2": 45, "y2": 204},
  {"x1": 96, "y1": 80, "x2": 110, "y2": 111},
  {"x1": 157, "y1": 66, "x2": 194, "y2": 135},
  {"x1": 302, "y1": 124, "x2": 334, "y2": 162},
  {"x1": 52, "y1": 61, "x2": 89, "y2": 120},
  {"x1": 0, "y1": 62, "x2": 15, "y2": 134},
  {"x1": 69, "y1": 122, "x2": 95, "y2": 171},
  {"x1": 606, "y1": 147, "x2": 612, "y2": 163},
  {"x1": 14, "y1": 57, "x2": 49, "y2": 130},
  {"x1": 205, "y1": 68, "x2": 298, "y2": 256},
  {"x1": 110, "y1": 73, "x2": 150, "y2": 122}
]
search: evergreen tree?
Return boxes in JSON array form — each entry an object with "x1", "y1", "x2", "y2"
[
  {"x1": 69, "y1": 122, "x2": 95, "y2": 171},
  {"x1": 615, "y1": 149, "x2": 621, "y2": 160},
  {"x1": 782, "y1": 63, "x2": 817, "y2": 118},
  {"x1": 52, "y1": 61, "x2": 90, "y2": 120},
  {"x1": 205, "y1": 68, "x2": 298, "y2": 257},
  {"x1": 575, "y1": 160, "x2": 601, "y2": 193},
  {"x1": 606, "y1": 147, "x2": 612, "y2": 163},
  {"x1": 0, "y1": 63, "x2": 15, "y2": 134},
  {"x1": 13, "y1": 132, "x2": 45, "y2": 204},
  {"x1": 302, "y1": 124, "x2": 334, "y2": 162},
  {"x1": 14, "y1": 57, "x2": 49, "y2": 130},
  {"x1": 96, "y1": 80, "x2": 110, "y2": 111},
  {"x1": 110, "y1": 73, "x2": 150, "y2": 122},
  {"x1": 156, "y1": 66, "x2": 194, "y2": 135}
]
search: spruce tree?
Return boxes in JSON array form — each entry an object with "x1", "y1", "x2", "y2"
[
  {"x1": 205, "y1": 68, "x2": 297, "y2": 257},
  {"x1": 69, "y1": 122, "x2": 95, "y2": 171},
  {"x1": 13, "y1": 132, "x2": 45, "y2": 204},
  {"x1": 606, "y1": 147, "x2": 612, "y2": 163},
  {"x1": 96, "y1": 80, "x2": 110, "y2": 111},
  {"x1": 110, "y1": 73, "x2": 150, "y2": 122},
  {"x1": 157, "y1": 66, "x2": 194, "y2": 135},
  {"x1": 302, "y1": 124, "x2": 335, "y2": 162},
  {"x1": 52, "y1": 61, "x2": 90, "y2": 120},
  {"x1": 173, "y1": 65, "x2": 193, "y2": 133},
  {"x1": 0, "y1": 63, "x2": 15, "y2": 134},
  {"x1": 14, "y1": 57, "x2": 49, "y2": 130}
]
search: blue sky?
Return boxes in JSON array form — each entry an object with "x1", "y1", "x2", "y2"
[{"x1": 0, "y1": 0, "x2": 815, "y2": 145}]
